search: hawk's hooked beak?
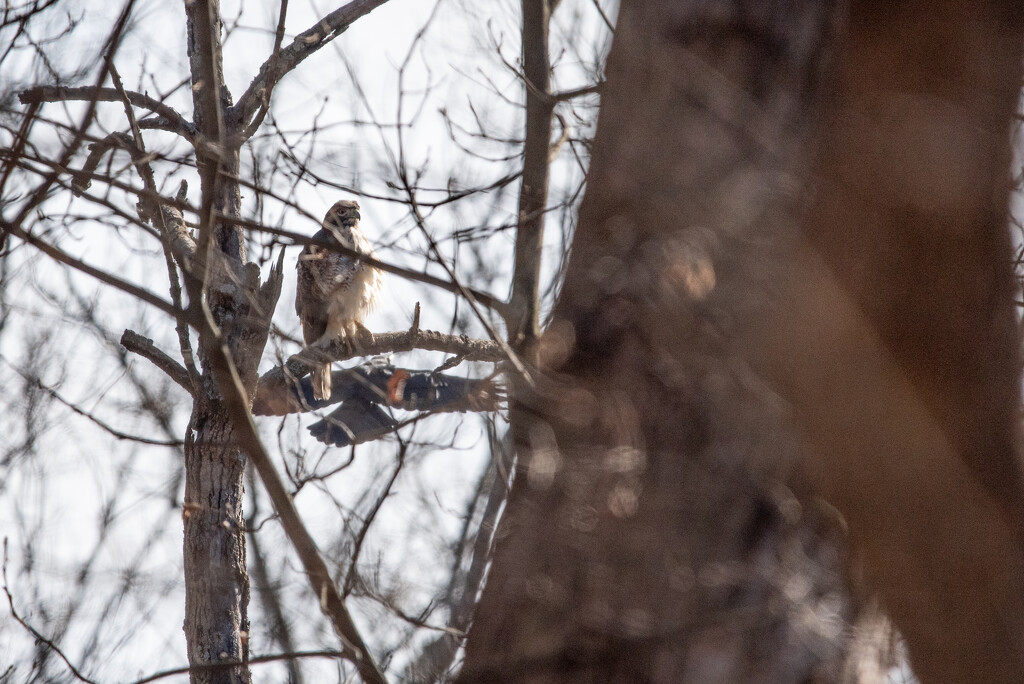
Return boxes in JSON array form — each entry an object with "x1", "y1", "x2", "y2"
[{"x1": 353, "y1": 209, "x2": 361, "y2": 220}]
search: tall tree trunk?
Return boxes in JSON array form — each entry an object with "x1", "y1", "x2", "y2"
[
  {"x1": 460, "y1": 1, "x2": 864, "y2": 681},
  {"x1": 179, "y1": 1, "x2": 279, "y2": 682},
  {"x1": 183, "y1": 408, "x2": 251, "y2": 684}
]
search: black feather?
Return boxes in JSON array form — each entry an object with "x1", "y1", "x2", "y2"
[{"x1": 307, "y1": 398, "x2": 397, "y2": 447}]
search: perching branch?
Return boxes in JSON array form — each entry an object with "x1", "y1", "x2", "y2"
[{"x1": 288, "y1": 328, "x2": 504, "y2": 376}]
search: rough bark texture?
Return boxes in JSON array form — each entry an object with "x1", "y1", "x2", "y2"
[
  {"x1": 180, "y1": 1, "x2": 279, "y2": 682},
  {"x1": 759, "y1": 2, "x2": 1024, "y2": 682},
  {"x1": 183, "y1": 408, "x2": 251, "y2": 684},
  {"x1": 460, "y1": 2, "x2": 866, "y2": 682}
]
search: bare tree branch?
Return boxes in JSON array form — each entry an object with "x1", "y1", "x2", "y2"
[
  {"x1": 5, "y1": 0, "x2": 136, "y2": 231},
  {"x1": 255, "y1": 328, "x2": 503, "y2": 419},
  {"x1": 236, "y1": 0, "x2": 289, "y2": 141},
  {"x1": 1, "y1": 358, "x2": 184, "y2": 445},
  {"x1": 550, "y1": 80, "x2": 603, "y2": 103},
  {"x1": 18, "y1": 85, "x2": 197, "y2": 140},
  {"x1": 404, "y1": 429, "x2": 512, "y2": 682},
  {"x1": 289, "y1": 328, "x2": 504, "y2": 375},
  {"x1": 231, "y1": 0, "x2": 392, "y2": 137},
  {"x1": 120, "y1": 329, "x2": 195, "y2": 395},
  {"x1": 0, "y1": 101, "x2": 40, "y2": 203}
]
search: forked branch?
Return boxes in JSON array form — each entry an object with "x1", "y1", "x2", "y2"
[{"x1": 232, "y1": 0, "x2": 392, "y2": 138}]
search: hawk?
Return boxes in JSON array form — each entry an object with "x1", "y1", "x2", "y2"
[{"x1": 296, "y1": 200, "x2": 384, "y2": 401}]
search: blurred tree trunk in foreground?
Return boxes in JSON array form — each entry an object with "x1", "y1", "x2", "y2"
[
  {"x1": 460, "y1": 1, "x2": 1024, "y2": 683},
  {"x1": 763, "y1": 2, "x2": 1024, "y2": 682}
]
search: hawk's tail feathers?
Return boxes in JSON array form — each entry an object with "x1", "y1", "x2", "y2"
[{"x1": 312, "y1": 364, "x2": 332, "y2": 401}]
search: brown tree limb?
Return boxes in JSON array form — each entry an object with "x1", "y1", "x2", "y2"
[
  {"x1": 289, "y1": 328, "x2": 504, "y2": 375},
  {"x1": 120, "y1": 330, "x2": 195, "y2": 395},
  {"x1": 68, "y1": 131, "x2": 141, "y2": 196},
  {"x1": 550, "y1": 81, "x2": 603, "y2": 103},
  {"x1": 18, "y1": 85, "x2": 196, "y2": 140}
]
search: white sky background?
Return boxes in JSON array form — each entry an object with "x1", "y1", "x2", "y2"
[{"x1": 0, "y1": 0, "x2": 611, "y2": 681}]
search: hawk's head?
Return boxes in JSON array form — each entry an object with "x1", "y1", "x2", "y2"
[{"x1": 325, "y1": 200, "x2": 361, "y2": 229}]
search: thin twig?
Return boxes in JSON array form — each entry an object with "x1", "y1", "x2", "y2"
[
  {"x1": 131, "y1": 649, "x2": 350, "y2": 684},
  {"x1": 6, "y1": 0, "x2": 137, "y2": 233},
  {"x1": 231, "y1": 0, "x2": 392, "y2": 135},
  {"x1": 1, "y1": 218, "x2": 187, "y2": 325},
  {"x1": 3, "y1": 539, "x2": 100, "y2": 684},
  {"x1": 34, "y1": 376, "x2": 183, "y2": 446},
  {"x1": 237, "y1": 0, "x2": 290, "y2": 140},
  {"x1": 343, "y1": 439, "x2": 406, "y2": 596},
  {"x1": 106, "y1": 58, "x2": 201, "y2": 391}
]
